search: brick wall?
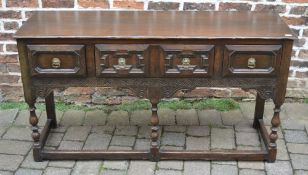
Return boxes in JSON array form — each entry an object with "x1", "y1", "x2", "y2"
[{"x1": 0, "y1": 0, "x2": 307, "y2": 103}]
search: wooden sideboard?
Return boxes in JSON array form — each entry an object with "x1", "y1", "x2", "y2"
[{"x1": 15, "y1": 11, "x2": 295, "y2": 162}]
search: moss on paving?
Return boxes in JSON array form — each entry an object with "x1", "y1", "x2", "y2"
[
  {"x1": 304, "y1": 98, "x2": 308, "y2": 104},
  {"x1": 0, "y1": 98, "x2": 239, "y2": 112}
]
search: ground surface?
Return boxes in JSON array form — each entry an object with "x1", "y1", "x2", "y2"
[{"x1": 0, "y1": 102, "x2": 307, "y2": 175}]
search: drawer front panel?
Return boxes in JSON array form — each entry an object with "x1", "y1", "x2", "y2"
[
  {"x1": 223, "y1": 45, "x2": 282, "y2": 77},
  {"x1": 161, "y1": 45, "x2": 214, "y2": 77},
  {"x1": 95, "y1": 44, "x2": 149, "y2": 77},
  {"x1": 27, "y1": 45, "x2": 86, "y2": 77}
]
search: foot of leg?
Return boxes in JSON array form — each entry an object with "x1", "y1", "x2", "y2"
[
  {"x1": 268, "y1": 106, "x2": 281, "y2": 162},
  {"x1": 150, "y1": 102, "x2": 159, "y2": 161}
]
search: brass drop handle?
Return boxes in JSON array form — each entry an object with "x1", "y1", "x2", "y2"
[
  {"x1": 118, "y1": 57, "x2": 126, "y2": 66},
  {"x1": 182, "y1": 57, "x2": 191, "y2": 66},
  {"x1": 51, "y1": 57, "x2": 61, "y2": 69},
  {"x1": 247, "y1": 57, "x2": 256, "y2": 69}
]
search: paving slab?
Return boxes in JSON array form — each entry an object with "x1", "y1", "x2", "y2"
[
  {"x1": 100, "y1": 170, "x2": 126, "y2": 175},
  {"x1": 71, "y1": 161, "x2": 101, "y2": 175},
  {"x1": 295, "y1": 170, "x2": 308, "y2": 175},
  {"x1": 221, "y1": 109, "x2": 244, "y2": 126},
  {"x1": 92, "y1": 126, "x2": 115, "y2": 135},
  {"x1": 287, "y1": 143, "x2": 308, "y2": 154},
  {"x1": 127, "y1": 161, "x2": 155, "y2": 175},
  {"x1": 103, "y1": 161, "x2": 129, "y2": 170},
  {"x1": 48, "y1": 161, "x2": 75, "y2": 168},
  {"x1": 236, "y1": 132, "x2": 260, "y2": 147},
  {"x1": 239, "y1": 169, "x2": 265, "y2": 175},
  {"x1": 60, "y1": 110, "x2": 85, "y2": 126},
  {"x1": 238, "y1": 161, "x2": 264, "y2": 170},
  {"x1": 43, "y1": 167, "x2": 71, "y2": 175},
  {"x1": 186, "y1": 126, "x2": 209, "y2": 136},
  {"x1": 39, "y1": 110, "x2": 63, "y2": 127},
  {"x1": 58, "y1": 141, "x2": 83, "y2": 150},
  {"x1": 130, "y1": 110, "x2": 151, "y2": 125},
  {"x1": 0, "y1": 140, "x2": 32, "y2": 155},
  {"x1": 134, "y1": 139, "x2": 150, "y2": 150},
  {"x1": 0, "y1": 126, "x2": 8, "y2": 137},
  {"x1": 0, "y1": 154, "x2": 24, "y2": 171},
  {"x1": 198, "y1": 109, "x2": 222, "y2": 126},
  {"x1": 107, "y1": 111, "x2": 129, "y2": 125},
  {"x1": 290, "y1": 154, "x2": 308, "y2": 170},
  {"x1": 186, "y1": 137, "x2": 210, "y2": 150},
  {"x1": 155, "y1": 170, "x2": 182, "y2": 175},
  {"x1": 164, "y1": 126, "x2": 186, "y2": 133},
  {"x1": 211, "y1": 127, "x2": 235, "y2": 149},
  {"x1": 239, "y1": 102, "x2": 255, "y2": 120},
  {"x1": 285, "y1": 103, "x2": 307, "y2": 120},
  {"x1": 63, "y1": 126, "x2": 91, "y2": 141},
  {"x1": 183, "y1": 161, "x2": 210, "y2": 175},
  {"x1": 284, "y1": 130, "x2": 308, "y2": 143},
  {"x1": 281, "y1": 119, "x2": 305, "y2": 130},
  {"x1": 15, "y1": 168, "x2": 43, "y2": 175},
  {"x1": 3, "y1": 126, "x2": 32, "y2": 141},
  {"x1": 46, "y1": 133, "x2": 64, "y2": 147},
  {"x1": 277, "y1": 139, "x2": 289, "y2": 160},
  {"x1": 157, "y1": 161, "x2": 183, "y2": 170},
  {"x1": 161, "y1": 132, "x2": 185, "y2": 147},
  {"x1": 211, "y1": 164, "x2": 238, "y2": 175},
  {"x1": 83, "y1": 133, "x2": 111, "y2": 150},
  {"x1": 21, "y1": 150, "x2": 49, "y2": 170},
  {"x1": 235, "y1": 120, "x2": 256, "y2": 133},
  {"x1": 108, "y1": 146, "x2": 132, "y2": 150},
  {"x1": 265, "y1": 161, "x2": 293, "y2": 175},
  {"x1": 137, "y1": 126, "x2": 151, "y2": 138},
  {"x1": 110, "y1": 136, "x2": 135, "y2": 147},
  {"x1": 84, "y1": 110, "x2": 107, "y2": 126},
  {"x1": 114, "y1": 126, "x2": 138, "y2": 136},
  {"x1": 176, "y1": 109, "x2": 199, "y2": 125},
  {"x1": 0, "y1": 171, "x2": 13, "y2": 175},
  {"x1": 0, "y1": 109, "x2": 18, "y2": 126},
  {"x1": 157, "y1": 108, "x2": 176, "y2": 125},
  {"x1": 14, "y1": 110, "x2": 32, "y2": 126}
]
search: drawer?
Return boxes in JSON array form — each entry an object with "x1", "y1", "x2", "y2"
[
  {"x1": 95, "y1": 44, "x2": 149, "y2": 77},
  {"x1": 161, "y1": 45, "x2": 214, "y2": 77},
  {"x1": 223, "y1": 45, "x2": 282, "y2": 77},
  {"x1": 27, "y1": 45, "x2": 86, "y2": 77}
]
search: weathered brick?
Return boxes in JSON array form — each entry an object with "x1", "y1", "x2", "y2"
[
  {"x1": 294, "y1": 38, "x2": 306, "y2": 47},
  {"x1": 3, "y1": 21, "x2": 19, "y2": 30},
  {"x1": 0, "y1": 63, "x2": 7, "y2": 73},
  {"x1": 78, "y1": 0, "x2": 109, "y2": 8},
  {"x1": 148, "y1": 1, "x2": 180, "y2": 10},
  {"x1": 303, "y1": 29, "x2": 308, "y2": 37},
  {"x1": 0, "y1": 54, "x2": 18, "y2": 63},
  {"x1": 0, "y1": 33, "x2": 14, "y2": 41},
  {"x1": 63, "y1": 87, "x2": 95, "y2": 95},
  {"x1": 178, "y1": 87, "x2": 230, "y2": 98},
  {"x1": 282, "y1": 16, "x2": 307, "y2": 25},
  {"x1": 42, "y1": 0, "x2": 74, "y2": 8},
  {"x1": 290, "y1": 6, "x2": 308, "y2": 15},
  {"x1": 299, "y1": 49, "x2": 308, "y2": 59},
  {"x1": 254, "y1": 4, "x2": 286, "y2": 13},
  {"x1": 6, "y1": 63, "x2": 20, "y2": 73},
  {"x1": 283, "y1": 0, "x2": 308, "y2": 3},
  {"x1": 0, "y1": 74, "x2": 20, "y2": 84},
  {"x1": 6, "y1": 44, "x2": 17, "y2": 52},
  {"x1": 113, "y1": 0, "x2": 143, "y2": 9},
  {"x1": 292, "y1": 60, "x2": 308, "y2": 68},
  {"x1": 183, "y1": 2, "x2": 215, "y2": 11},
  {"x1": 0, "y1": 10, "x2": 21, "y2": 19},
  {"x1": 6, "y1": 0, "x2": 38, "y2": 7},
  {"x1": 0, "y1": 85, "x2": 23, "y2": 101},
  {"x1": 219, "y1": 3, "x2": 252, "y2": 11},
  {"x1": 296, "y1": 71, "x2": 308, "y2": 78}
]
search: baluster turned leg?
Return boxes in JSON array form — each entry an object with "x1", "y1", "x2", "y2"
[
  {"x1": 150, "y1": 100, "x2": 159, "y2": 161},
  {"x1": 28, "y1": 100, "x2": 42, "y2": 161},
  {"x1": 268, "y1": 105, "x2": 281, "y2": 162}
]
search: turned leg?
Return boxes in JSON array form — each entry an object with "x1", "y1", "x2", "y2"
[
  {"x1": 150, "y1": 100, "x2": 159, "y2": 161},
  {"x1": 45, "y1": 91, "x2": 57, "y2": 128},
  {"x1": 268, "y1": 105, "x2": 281, "y2": 162},
  {"x1": 28, "y1": 99, "x2": 42, "y2": 161},
  {"x1": 253, "y1": 93, "x2": 265, "y2": 129}
]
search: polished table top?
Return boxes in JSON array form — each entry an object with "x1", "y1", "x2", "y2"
[{"x1": 15, "y1": 11, "x2": 295, "y2": 40}]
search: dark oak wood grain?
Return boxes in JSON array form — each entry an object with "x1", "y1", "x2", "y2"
[{"x1": 15, "y1": 11, "x2": 295, "y2": 162}]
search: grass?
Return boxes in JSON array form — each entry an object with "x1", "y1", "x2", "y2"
[
  {"x1": 304, "y1": 98, "x2": 308, "y2": 104},
  {"x1": 0, "y1": 98, "x2": 240, "y2": 112}
]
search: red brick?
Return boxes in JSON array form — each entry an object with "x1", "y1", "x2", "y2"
[
  {"x1": 6, "y1": 63, "x2": 20, "y2": 73},
  {"x1": 0, "y1": 63, "x2": 8, "y2": 73},
  {"x1": 0, "y1": 44, "x2": 3, "y2": 52},
  {"x1": 290, "y1": 6, "x2": 308, "y2": 15},
  {"x1": 6, "y1": 44, "x2": 18, "y2": 52},
  {"x1": 148, "y1": 1, "x2": 180, "y2": 10},
  {"x1": 283, "y1": 0, "x2": 308, "y2": 3},
  {"x1": 0, "y1": 33, "x2": 14, "y2": 41},
  {"x1": 230, "y1": 88, "x2": 253, "y2": 98},
  {"x1": 291, "y1": 60, "x2": 308, "y2": 67},
  {"x1": 299, "y1": 49, "x2": 308, "y2": 60},
  {"x1": 282, "y1": 16, "x2": 307, "y2": 25},
  {"x1": 294, "y1": 38, "x2": 306, "y2": 47},
  {"x1": 254, "y1": 4, "x2": 286, "y2": 13},
  {"x1": 0, "y1": 10, "x2": 21, "y2": 19},
  {"x1": 25, "y1": 11, "x2": 34, "y2": 19},
  {"x1": 0, "y1": 54, "x2": 18, "y2": 63},
  {"x1": 303, "y1": 29, "x2": 308, "y2": 37},
  {"x1": 63, "y1": 87, "x2": 95, "y2": 95},
  {"x1": 0, "y1": 85, "x2": 24, "y2": 101},
  {"x1": 183, "y1": 2, "x2": 215, "y2": 11},
  {"x1": 113, "y1": 0, "x2": 143, "y2": 9},
  {"x1": 3, "y1": 21, "x2": 19, "y2": 30},
  {"x1": 296, "y1": 71, "x2": 308, "y2": 78},
  {"x1": 0, "y1": 74, "x2": 20, "y2": 84},
  {"x1": 6, "y1": 0, "x2": 39, "y2": 7},
  {"x1": 42, "y1": 0, "x2": 74, "y2": 8},
  {"x1": 78, "y1": 0, "x2": 109, "y2": 8},
  {"x1": 219, "y1": 3, "x2": 252, "y2": 11},
  {"x1": 176, "y1": 87, "x2": 231, "y2": 98}
]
